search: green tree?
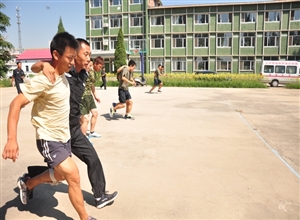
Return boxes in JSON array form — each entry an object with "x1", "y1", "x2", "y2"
[
  {"x1": 0, "y1": 3, "x2": 13, "y2": 78},
  {"x1": 57, "y1": 16, "x2": 66, "y2": 33},
  {"x1": 114, "y1": 28, "x2": 127, "y2": 72}
]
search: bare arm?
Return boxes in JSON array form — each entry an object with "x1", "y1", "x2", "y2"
[
  {"x1": 91, "y1": 84, "x2": 100, "y2": 103},
  {"x1": 2, "y1": 94, "x2": 30, "y2": 162},
  {"x1": 31, "y1": 61, "x2": 56, "y2": 84}
]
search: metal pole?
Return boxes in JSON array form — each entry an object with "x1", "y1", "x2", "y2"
[{"x1": 16, "y1": 7, "x2": 23, "y2": 53}]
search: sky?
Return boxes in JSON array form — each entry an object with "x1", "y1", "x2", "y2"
[{"x1": 1, "y1": 0, "x2": 253, "y2": 50}]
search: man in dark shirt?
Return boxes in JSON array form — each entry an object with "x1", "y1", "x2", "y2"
[
  {"x1": 31, "y1": 38, "x2": 118, "y2": 209},
  {"x1": 149, "y1": 64, "x2": 165, "y2": 94},
  {"x1": 12, "y1": 62, "x2": 25, "y2": 94},
  {"x1": 100, "y1": 67, "x2": 107, "y2": 90}
]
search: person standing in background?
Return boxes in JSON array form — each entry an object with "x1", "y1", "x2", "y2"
[
  {"x1": 100, "y1": 67, "x2": 107, "y2": 90},
  {"x1": 12, "y1": 62, "x2": 25, "y2": 94}
]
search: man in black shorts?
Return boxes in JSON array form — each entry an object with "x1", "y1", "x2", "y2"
[
  {"x1": 31, "y1": 38, "x2": 118, "y2": 209},
  {"x1": 149, "y1": 64, "x2": 165, "y2": 93},
  {"x1": 109, "y1": 60, "x2": 136, "y2": 120}
]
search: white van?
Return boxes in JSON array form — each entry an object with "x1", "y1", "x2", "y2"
[{"x1": 261, "y1": 61, "x2": 300, "y2": 87}]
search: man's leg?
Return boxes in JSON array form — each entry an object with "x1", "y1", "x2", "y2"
[
  {"x1": 80, "y1": 115, "x2": 89, "y2": 136},
  {"x1": 149, "y1": 86, "x2": 156, "y2": 93},
  {"x1": 55, "y1": 156, "x2": 89, "y2": 220},
  {"x1": 90, "y1": 108, "x2": 98, "y2": 133},
  {"x1": 158, "y1": 82, "x2": 163, "y2": 91},
  {"x1": 125, "y1": 99, "x2": 133, "y2": 115}
]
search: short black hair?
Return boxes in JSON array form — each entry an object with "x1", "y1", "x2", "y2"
[
  {"x1": 50, "y1": 32, "x2": 78, "y2": 58},
  {"x1": 16, "y1": 61, "x2": 21, "y2": 65},
  {"x1": 158, "y1": 64, "x2": 162, "y2": 68},
  {"x1": 128, "y1": 60, "x2": 136, "y2": 67},
  {"x1": 76, "y1": 38, "x2": 90, "y2": 47}
]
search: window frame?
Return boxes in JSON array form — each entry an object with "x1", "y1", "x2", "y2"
[
  {"x1": 265, "y1": 11, "x2": 281, "y2": 22},
  {"x1": 194, "y1": 34, "x2": 209, "y2": 47},
  {"x1": 218, "y1": 13, "x2": 232, "y2": 23},
  {"x1": 130, "y1": 13, "x2": 143, "y2": 27},
  {"x1": 172, "y1": 15, "x2": 186, "y2": 25},
  {"x1": 291, "y1": 10, "x2": 300, "y2": 21},
  {"x1": 151, "y1": 35, "x2": 164, "y2": 49},
  {"x1": 90, "y1": 0, "x2": 102, "y2": 8},
  {"x1": 289, "y1": 31, "x2": 300, "y2": 46},
  {"x1": 172, "y1": 34, "x2": 186, "y2": 48},
  {"x1": 110, "y1": 0, "x2": 121, "y2": 6},
  {"x1": 150, "y1": 16, "x2": 164, "y2": 26},
  {"x1": 172, "y1": 57, "x2": 186, "y2": 71},
  {"x1": 240, "y1": 32, "x2": 256, "y2": 47},
  {"x1": 241, "y1": 12, "x2": 256, "y2": 23},
  {"x1": 194, "y1": 57, "x2": 209, "y2": 71},
  {"x1": 91, "y1": 16, "x2": 102, "y2": 29},
  {"x1": 110, "y1": 14, "x2": 122, "y2": 28},
  {"x1": 217, "y1": 33, "x2": 232, "y2": 47},
  {"x1": 195, "y1": 14, "x2": 209, "y2": 24},
  {"x1": 239, "y1": 57, "x2": 255, "y2": 71},
  {"x1": 217, "y1": 56, "x2": 231, "y2": 71},
  {"x1": 264, "y1": 32, "x2": 280, "y2": 47},
  {"x1": 91, "y1": 37, "x2": 104, "y2": 51}
]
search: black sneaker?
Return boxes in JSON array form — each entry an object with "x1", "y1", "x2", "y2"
[
  {"x1": 125, "y1": 115, "x2": 135, "y2": 120},
  {"x1": 112, "y1": 103, "x2": 117, "y2": 112},
  {"x1": 95, "y1": 191, "x2": 118, "y2": 209},
  {"x1": 17, "y1": 173, "x2": 33, "y2": 204}
]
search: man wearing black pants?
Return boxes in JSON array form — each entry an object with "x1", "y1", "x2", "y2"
[
  {"x1": 100, "y1": 67, "x2": 107, "y2": 90},
  {"x1": 12, "y1": 61, "x2": 25, "y2": 94},
  {"x1": 31, "y1": 38, "x2": 118, "y2": 209}
]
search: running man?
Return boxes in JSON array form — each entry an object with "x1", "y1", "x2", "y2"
[
  {"x1": 2, "y1": 32, "x2": 97, "y2": 220},
  {"x1": 109, "y1": 60, "x2": 136, "y2": 120},
  {"x1": 149, "y1": 64, "x2": 165, "y2": 93}
]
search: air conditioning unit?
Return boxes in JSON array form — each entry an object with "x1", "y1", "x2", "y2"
[
  {"x1": 103, "y1": 23, "x2": 109, "y2": 27},
  {"x1": 103, "y1": 40, "x2": 109, "y2": 46}
]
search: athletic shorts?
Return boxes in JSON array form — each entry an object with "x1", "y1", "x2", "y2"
[
  {"x1": 36, "y1": 139, "x2": 72, "y2": 168},
  {"x1": 154, "y1": 78, "x2": 162, "y2": 86},
  {"x1": 118, "y1": 89, "x2": 131, "y2": 103},
  {"x1": 80, "y1": 94, "x2": 97, "y2": 115}
]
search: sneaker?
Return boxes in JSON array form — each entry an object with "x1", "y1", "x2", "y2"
[
  {"x1": 95, "y1": 191, "x2": 118, "y2": 209},
  {"x1": 112, "y1": 103, "x2": 117, "y2": 112},
  {"x1": 87, "y1": 216, "x2": 97, "y2": 220},
  {"x1": 89, "y1": 131, "x2": 101, "y2": 138},
  {"x1": 125, "y1": 115, "x2": 135, "y2": 120},
  {"x1": 17, "y1": 173, "x2": 33, "y2": 204},
  {"x1": 109, "y1": 107, "x2": 115, "y2": 118},
  {"x1": 158, "y1": 90, "x2": 162, "y2": 92}
]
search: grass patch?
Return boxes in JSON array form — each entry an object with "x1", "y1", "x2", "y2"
[{"x1": 285, "y1": 82, "x2": 300, "y2": 89}]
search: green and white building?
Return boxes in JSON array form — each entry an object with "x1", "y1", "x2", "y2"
[{"x1": 85, "y1": 0, "x2": 300, "y2": 73}]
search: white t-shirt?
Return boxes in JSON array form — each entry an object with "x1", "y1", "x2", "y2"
[{"x1": 20, "y1": 72, "x2": 70, "y2": 142}]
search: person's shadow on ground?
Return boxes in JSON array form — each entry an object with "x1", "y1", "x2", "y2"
[
  {"x1": 102, "y1": 113, "x2": 125, "y2": 121},
  {"x1": 0, "y1": 183, "x2": 95, "y2": 220}
]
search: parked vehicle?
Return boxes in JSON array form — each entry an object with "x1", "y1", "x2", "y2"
[
  {"x1": 261, "y1": 61, "x2": 300, "y2": 87},
  {"x1": 195, "y1": 70, "x2": 217, "y2": 74}
]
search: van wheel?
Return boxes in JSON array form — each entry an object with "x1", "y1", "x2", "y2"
[{"x1": 270, "y1": 80, "x2": 279, "y2": 87}]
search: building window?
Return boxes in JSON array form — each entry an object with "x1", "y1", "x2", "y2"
[
  {"x1": 151, "y1": 58, "x2": 164, "y2": 71},
  {"x1": 130, "y1": 13, "x2": 143, "y2": 27},
  {"x1": 288, "y1": 56, "x2": 300, "y2": 61},
  {"x1": 130, "y1": 58, "x2": 141, "y2": 71},
  {"x1": 172, "y1": 34, "x2": 186, "y2": 48},
  {"x1": 130, "y1": 36, "x2": 145, "y2": 49},
  {"x1": 130, "y1": 0, "x2": 142, "y2": 4},
  {"x1": 195, "y1": 34, "x2": 209, "y2": 47},
  {"x1": 91, "y1": 38, "x2": 104, "y2": 50},
  {"x1": 195, "y1": 14, "x2": 209, "y2": 24},
  {"x1": 291, "y1": 10, "x2": 300, "y2": 21},
  {"x1": 264, "y1": 32, "x2": 279, "y2": 47},
  {"x1": 110, "y1": 15, "x2": 122, "y2": 28},
  {"x1": 110, "y1": 0, "x2": 121, "y2": 6},
  {"x1": 110, "y1": 37, "x2": 117, "y2": 50},
  {"x1": 91, "y1": 16, "x2": 102, "y2": 29},
  {"x1": 90, "y1": 0, "x2": 101, "y2": 7},
  {"x1": 151, "y1": 35, "x2": 164, "y2": 48},
  {"x1": 150, "y1": 16, "x2": 164, "y2": 25},
  {"x1": 241, "y1": 12, "x2": 256, "y2": 22},
  {"x1": 194, "y1": 57, "x2": 209, "y2": 70},
  {"x1": 240, "y1": 57, "x2": 254, "y2": 71},
  {"x1": 264, "y1": 56, "x2": 279, "y2": 60},
  {"x1": 172, "y1": 15, "x2": 186, "y2": 25},
  {"x1": 240, "y1": 32, "x2": 255, "y2": 47},
  {"x1": 289, "y1": 31, "x2": 300, "y2": 46},
  {"x1": 218, "y1": 13, "x2": 232, "y2": 23},
  {"x1": 217, "y1": 57, "x2": 231, "y2": 71},
  {"x1": 172, "y1": 57, "x2": 186, "y2": 71},
  {"x1": 217, "y1": 33, "x2": 232, "y2": 47},
  {"x1": 265, "y1": 11, "x2": 281, "y2": 22}
]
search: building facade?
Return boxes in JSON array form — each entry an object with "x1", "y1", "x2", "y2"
[{"x1": 85, "y1": 0, "x2": 300, "y2": 73}]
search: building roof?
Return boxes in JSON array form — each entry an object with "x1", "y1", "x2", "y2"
[
  {"x1": 17, "y1": 48, "x2": 51, "y2": 61},
  {"x1": 149, "y1": 0, "x2": 299, "y2": 9}
]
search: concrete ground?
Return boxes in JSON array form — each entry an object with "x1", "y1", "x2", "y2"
[{"x1": 0, "y1": 86, "x2": 299, "y2": 220}]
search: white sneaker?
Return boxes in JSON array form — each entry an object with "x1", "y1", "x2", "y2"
[{"x1": 89, "y1": 131, "x2": 101, "y2": 138}]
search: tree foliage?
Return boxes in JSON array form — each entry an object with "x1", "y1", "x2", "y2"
[
  {"x1": 114, "y1": 28, "x2": 127, "y2": 72},
  {"x1": 0, "y1": 2, "x2": 13, "y2": 78},
  {"x1": 57, "y1": 16, "x2": 66, "y2": 33}
]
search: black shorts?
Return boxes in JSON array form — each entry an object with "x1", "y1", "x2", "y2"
[
  {"x1": 118, "y1": 89, "x2": 131, "y2": 103},
  {"x1": 36, "y1": 139, "x2": 72, "y2": 168},
  {"x1": 154, "y1": 78, "x2": 162, "y2": 86}
]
